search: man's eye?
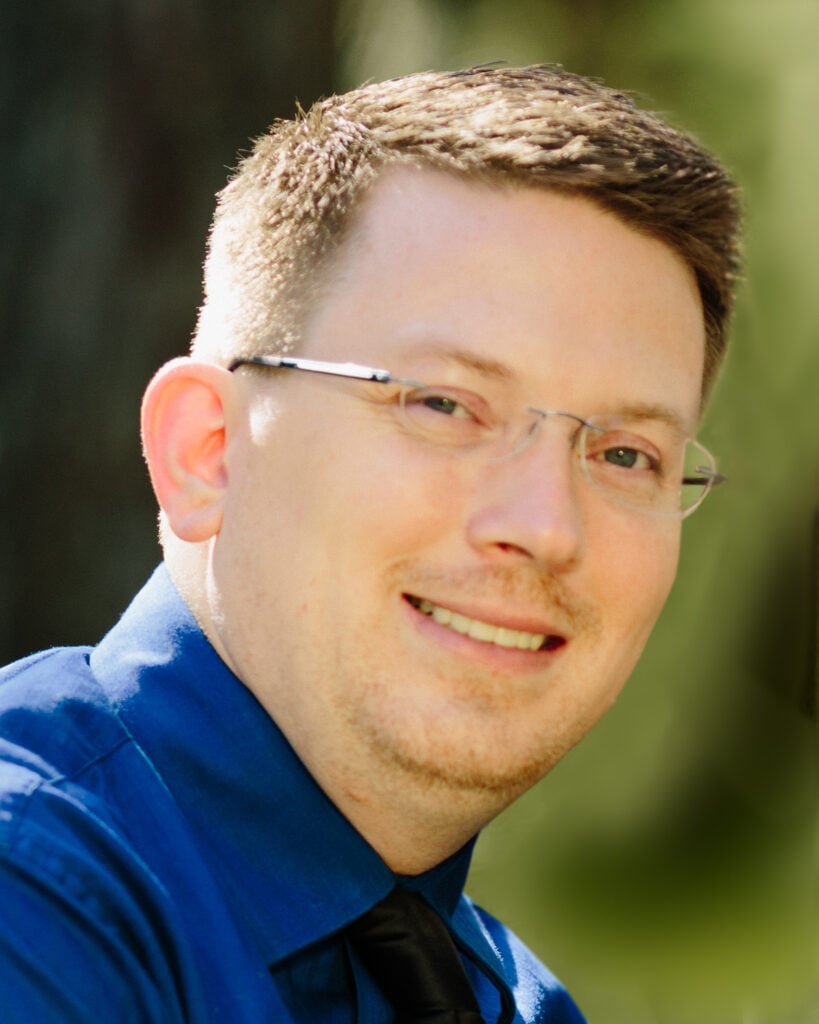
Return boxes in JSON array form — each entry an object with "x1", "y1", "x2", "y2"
[
  {"x1": 419, "y1": 393, "x2": 472, "y2": 418},
  {"x1": 401, "y1": 386, "x2": 490, "y2": 447},
  {"x1": 601, "y1": 446, "x2": 657, "y2": 472},
  {"x1": 403, "y1": 386, "x2": 486, "y2": 422},
  {"x1": 584, "y1": 429, "x2": 665, "y2": 474}
]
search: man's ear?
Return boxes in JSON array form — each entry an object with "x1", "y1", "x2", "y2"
[{"x1": 141, "y1": 358, "x2": 235, "y2": 543}]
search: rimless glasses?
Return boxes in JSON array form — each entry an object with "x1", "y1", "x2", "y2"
[{"x1": 229, "y1": 355, "x2": 725, "y2": 518}]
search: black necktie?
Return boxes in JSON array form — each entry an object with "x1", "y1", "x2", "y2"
[{"x1": 346, "y1": 887, "x2": 486, "y2": 1023}]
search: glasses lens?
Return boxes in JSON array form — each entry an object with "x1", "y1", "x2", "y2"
[
  {"x1": 679, "y1": 438, "x2": 718, "y2": 514},
  {"x1": 398, "y1": 386, "x2": 718, "y2": 518},
  {"x1": 580, "y1": 418, "x2": 715, "y2": 516}
]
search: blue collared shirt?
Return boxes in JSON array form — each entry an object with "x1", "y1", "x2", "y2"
[{"x1": 0, "y1": 565, "x2": 585, "y2": 1023}]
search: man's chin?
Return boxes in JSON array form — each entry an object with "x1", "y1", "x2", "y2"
[{"x1": 363, "y1": 723, "x2": 568, "y2": 801}]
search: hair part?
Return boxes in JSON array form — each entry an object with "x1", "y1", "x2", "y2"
[{"x1": 193, "y1": 65, "x2": 742, "y2": 395}]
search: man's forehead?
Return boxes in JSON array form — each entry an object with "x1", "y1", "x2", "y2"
[
  {"x1": 306, "y1": 165, "x2": 705, "y2": 424},
  {"x1": 339, "y1": 163, "x2": 697, "y2": 295}
]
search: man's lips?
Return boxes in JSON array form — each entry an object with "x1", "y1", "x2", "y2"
[{"x1": 405, "y1": 594, "x2": 566, "y2": 653}]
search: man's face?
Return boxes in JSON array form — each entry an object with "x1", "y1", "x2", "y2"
[{"x1": 211, "y1": 167, "x2": 705, "y2": 806}]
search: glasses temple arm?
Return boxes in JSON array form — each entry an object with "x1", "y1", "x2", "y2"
[{"x1": 682, "y1": 468, "x2": 727, "y2": 487}]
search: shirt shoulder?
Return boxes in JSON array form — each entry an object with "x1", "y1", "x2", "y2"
[
  {"x1": 0, "y1": 633, "x2": 295, "y2": 1024},
  {"x1": 0, "y1": 646, "x2": 128, "y2": 776},
  {"x1": 0, "y1": 648, "x2": 212, "y2": 1023}
]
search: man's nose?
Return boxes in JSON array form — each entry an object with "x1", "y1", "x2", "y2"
[{"x1": 465, "y1": 428, "x2": 585, "y2": 572}]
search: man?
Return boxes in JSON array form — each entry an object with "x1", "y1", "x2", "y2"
[{"x1": 0, "y1": 66, "x2": 740, "y2": 1022}]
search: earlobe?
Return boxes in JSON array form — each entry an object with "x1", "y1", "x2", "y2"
[{"x1": 141, "y1": 358, "x2": 234, "y2": 543}]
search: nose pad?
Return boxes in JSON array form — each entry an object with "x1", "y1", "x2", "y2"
[{"x1": 490, "y1": 409, "x2": 546, "y2": 463}]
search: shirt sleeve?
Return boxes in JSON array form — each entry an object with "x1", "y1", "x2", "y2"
[{"x1": 0, "y1": 774, "x2": 192, "y2": 1024}]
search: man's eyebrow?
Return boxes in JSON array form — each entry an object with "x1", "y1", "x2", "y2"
[
  {"x1": 394, "y1": 342, "x2": 514, "y2": 380},
  {"x1": 615, "y1": 402, "x2": 690, "y2": 434},
  {"x1": 392, "y1": 344, "x2": 692, "y2": 433}
]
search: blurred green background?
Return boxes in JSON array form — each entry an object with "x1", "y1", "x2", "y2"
[{"x1": 2, "y1": 3, "x2": 816, "y2": 1022}]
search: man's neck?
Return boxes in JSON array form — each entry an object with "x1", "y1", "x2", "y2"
[{"x1": 297, "y1": 741, "x2": 519, "y2": 875}]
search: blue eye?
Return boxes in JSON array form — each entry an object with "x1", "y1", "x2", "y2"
[
  {"x1": 604, "y1": 447, "x2": 646, "y2": 470},
  {"x1": 400, "y1": 385, "x2": 492, "y2": 448},
  {"x1": 586, "y1": 433, "x2": 662, "y2": 474}
]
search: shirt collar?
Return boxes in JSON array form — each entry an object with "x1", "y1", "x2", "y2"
[{"x1": 90, "y1": 565, "x2": 476, "y2": 966}]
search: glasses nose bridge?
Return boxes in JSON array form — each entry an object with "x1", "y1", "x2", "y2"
[{"x1": 501, "y1": 407, "x2": 589, "y2": 462}]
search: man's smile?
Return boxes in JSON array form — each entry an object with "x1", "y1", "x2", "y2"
[{"x1": 405, "y1": 594, "x2": 566, "y2": 652}]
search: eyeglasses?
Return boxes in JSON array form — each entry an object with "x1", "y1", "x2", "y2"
[{"x1": 229, "y1": 354, "x2": 725, "y2": 518}]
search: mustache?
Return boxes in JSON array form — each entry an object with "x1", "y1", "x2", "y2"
[{"x1": 394, "y1": 563, "x2": 601, "y2": 637}]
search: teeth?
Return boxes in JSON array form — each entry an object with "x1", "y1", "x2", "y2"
[{"x1": 415, "y1": 598, "x2": 546, "y2": 651}]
